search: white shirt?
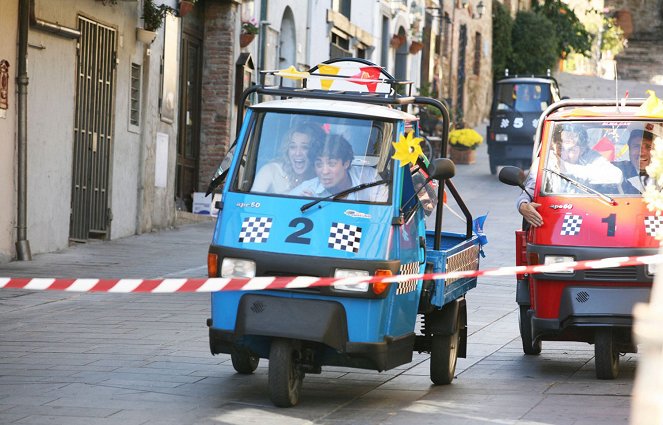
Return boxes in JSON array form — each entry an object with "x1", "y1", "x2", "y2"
[{"x1": 290, "y1": 166, "x2": 388, "y2": 202}]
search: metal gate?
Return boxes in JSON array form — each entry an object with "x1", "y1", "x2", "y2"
[{"x1": 70, "y1": 17, "x2": 116, "y2": 241}]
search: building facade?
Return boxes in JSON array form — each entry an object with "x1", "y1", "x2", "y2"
[{"x1": 1, "y1": 0, "x2": 495, "y2": 263}]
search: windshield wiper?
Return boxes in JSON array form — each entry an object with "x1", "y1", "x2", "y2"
[
  {"x1": 543, "y1": 168, "x2": 617, "y2": 206},
  {"x1": 300, "y1": 180, "x2": 388, "y2": 212}
]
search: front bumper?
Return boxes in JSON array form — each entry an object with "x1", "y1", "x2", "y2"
[
  {"x1": 530, "y1": 285, "x2": 651, "y2": 341},
  {"x1": 208, "y1": 293, "x2": 415, "y2": 372}
]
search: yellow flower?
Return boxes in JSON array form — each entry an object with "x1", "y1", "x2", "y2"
[
  {"x1": 449, "y1": 128, "x2": 483, "y2": 149},
  {"x1": 392, "y1": 132, "x2": 424, "y2": 167}
]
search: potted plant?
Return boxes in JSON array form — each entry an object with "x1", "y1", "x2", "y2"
[
  {"x1": 179, "y1": 0, "x2": 197, "y2": 18},
  {"x1": 240, "y1": 17, "x2": 259, "y2": 47},
  {"x1": 137, "y1": 0, "x2": 175, "y2": 44},
  {"x1": 448, "y1": 128, "x2": 483, "y2": 164},
  {"x1": 390, "y1": 34, "x2": 405, "y2": 49},
  {"x1": 409, "y1": 40, "x2": 424, "y2": 54}
]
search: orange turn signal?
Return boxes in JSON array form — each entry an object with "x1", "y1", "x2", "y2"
[
  {"x1": 208, "y1": 253, "x2": 218, "y2": 277},
  {"x1": 371, "y1": 269, "x2": 393, "y2": 295}
]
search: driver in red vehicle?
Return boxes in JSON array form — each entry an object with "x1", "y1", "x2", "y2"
[{"x1": 516, "y1": 124, "x2": 623, "y2": 227}]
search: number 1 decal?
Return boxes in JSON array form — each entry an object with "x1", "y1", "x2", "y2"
[
  {"x1": 601, "y1": 213, "x2": 616, "y2": 237},
  {"x1": 285, "y1": 217, "x2": 313, "y2": 244}
]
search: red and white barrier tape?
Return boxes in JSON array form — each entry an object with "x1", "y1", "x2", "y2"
[{"x1": 1, "y1": 253, "x2": 661, "y2": 294}]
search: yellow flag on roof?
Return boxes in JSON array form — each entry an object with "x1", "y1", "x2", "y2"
[
  {"x1": 637, "y1": 90, "x2": 663, "y2": 117},
  {"x1": 275, "y1": 66, "x2": 310, "y2": 80},
  {"x1": 391, "y1": 132, "x2": 423, "y2": 167},
  {"x1": 317, "y1": 64, "x2": 340, "y2": 90}
]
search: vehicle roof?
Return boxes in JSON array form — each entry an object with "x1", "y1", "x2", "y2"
[
  {"x1": 496, "y1": 76, "x2": 556, "y2": 85},
  {"x1": 547, "y1": 101, "x2": 663, "y2": 120},
  {"x1": 250, "y1": 98, "x2": 418, "y2": 121}
]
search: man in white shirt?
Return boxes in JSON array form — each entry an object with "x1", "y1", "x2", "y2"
[
  {"x1": 517, "y1": 124, "x2": 623, "y2": 227},
  {"x1": 290, "y1": 134, "x2": 388, "y2": 202}
]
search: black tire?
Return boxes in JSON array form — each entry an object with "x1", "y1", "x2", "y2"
[
  {"x1": 268, "y1": 339, "x2": 304, "y2": 407},
  {"x1": 519, "y1": 306, "x2": 542, "y2": 355},
  {"x1": 430, "y1": 315, "x2": 459, "y2": 385},
  {"x1": 595, "y1": 329, "x2": 620, "y2": 380},
  {"x1": 230, "y1": 348, "x2": 259, "y2": 374},
  {"x1": 489, "y1": 156, "x2": 498, "y2": 175}
]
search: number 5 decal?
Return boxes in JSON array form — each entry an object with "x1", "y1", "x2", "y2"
[
  {"x1": 601, "y1": 213, "x2": 616, "y2": 237},
  {"x1": 286, "y1": 217, "x2": 313, "y2": 244}
]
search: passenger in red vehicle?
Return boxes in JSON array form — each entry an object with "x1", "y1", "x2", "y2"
[{"x1": 621, "y1": 130, "x2": 654, "y2": 194}]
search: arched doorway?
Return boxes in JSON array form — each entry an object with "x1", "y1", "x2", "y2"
[
  {"x1": 279, "y1": 7, "x2": 296, "y2": 85},
  {"x1": 394, "y1": 27, "x2": 408, "y2": 82}
]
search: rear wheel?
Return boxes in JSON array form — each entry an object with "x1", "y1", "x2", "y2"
[
  {"x1": 519, "y1": 306, "x2": 541, "y2": 355},
  {"x1": 489, "y1": 156, "x2": 498, "y2": 175},
  {"x1": 430, "y1": 313, "x2": 460, "y2": 385},
  {"x1": 268, "y1": 339, "x2": 304, "y2": 407},
  {"x1": 595, "y1": 329, "x2": 620, "y2": 380},
  {"x1": 231, "y1": 348, "x2": 259, "y2": 374}
]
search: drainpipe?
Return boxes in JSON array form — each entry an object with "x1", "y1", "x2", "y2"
[
  {"x1": 256, "y1": 0, "x2": 269, "y2": 85},
  {"x1": 16, "y1": 0, "x2": 31, "y2": 261}
]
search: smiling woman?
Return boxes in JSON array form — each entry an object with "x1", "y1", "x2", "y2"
[{"x1": 251, "y1": 122, "x2": 325, "y2": 194}]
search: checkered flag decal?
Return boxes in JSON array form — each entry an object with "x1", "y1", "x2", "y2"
[
  {"x1": 328, "y1": 222, "x2": 362, "y2": 253},
  {"x1": 560, "y1": 214, "x2": 583, "y2": 236},
  {"x1": 238, "y1": 217, "x2": 273, "y2": 243},
  {"x1": 644, "y1": 216, "x2": 663, "y2": 237},
  {"x1": 397, "y1": 262, "x2": 420, "y2": 295}
]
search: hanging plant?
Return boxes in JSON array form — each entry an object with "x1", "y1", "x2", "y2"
[{"x1": 142, "y1": 0, "x2": 176, "y2": 32}]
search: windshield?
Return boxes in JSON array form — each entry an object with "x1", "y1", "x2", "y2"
[
  {"x1": 495, "y1": 82, "x2": 552, "y2": 113},
  {"x1": 542, "y1": 121, "x2": 660, "y2": 197},
  {"x1": 233, "y1": 111, "x2": 394, "y2": 204}
]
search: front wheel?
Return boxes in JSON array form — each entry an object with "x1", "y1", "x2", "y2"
[
  {"x1": 519, "y1": 306, "x2": 542, "y2": 355},
  {"x1": 231, "y1": 348, "x2": 259, "y2": 374},
  {"x1": 595, "y1": 329, "x2": 620, "y2": 380},
  {"x1": 430, "y1": 315, "x2": 460, "y2": 385},
  {"x1": 268, "y1": 339, "x2": 304, "y2": 407}
]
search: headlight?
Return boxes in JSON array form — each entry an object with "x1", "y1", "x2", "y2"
[
  {"x1": 495, "y1": 133, "x2": 508, "y2": 142},
  {"x1": 543, "y1": 255, "x2": 574, "y2": 274},
  {"x1": 647, "y1": 262, "x2": 657, "y2": 276},
  {"x1": 221, "y1": 258, "x2": 256, "y2": 278},
  {"x1": 333, "y1": 269, "x2": 370, "y2": 292}
]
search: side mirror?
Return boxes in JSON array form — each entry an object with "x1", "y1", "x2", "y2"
[
  {"x1": 498, "y1": 165, "x2": 526, "y2": 188},
  {"x1": 427, "y1": 158, "x2": 456, "y2": 181}
]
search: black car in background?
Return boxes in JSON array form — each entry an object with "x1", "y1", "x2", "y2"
[{"x1": 486, "y1": 75, "x2": 561, "y2": 174}]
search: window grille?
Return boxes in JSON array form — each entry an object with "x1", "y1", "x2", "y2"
[{"x1": 130, "y1": 63, "x2": 141, "y2": 126}]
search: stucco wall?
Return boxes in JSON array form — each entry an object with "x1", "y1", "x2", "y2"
[
  {"x1": 18, "y1": 0, "x2": 177, "y2": 255},
  {"x1": 0, "y1": 0, "x2": 18, "y2": 263}
]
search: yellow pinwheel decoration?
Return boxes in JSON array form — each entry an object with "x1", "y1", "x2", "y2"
[
  {"x1": 637, "y1": 90, "x2": 663, "y2": 118},
  {"x1": 392, "y1": 132, "x2": 424, "y2": 167},
  {"x1": 275, "y1": 66, "x2": 310, "y2": 80}
]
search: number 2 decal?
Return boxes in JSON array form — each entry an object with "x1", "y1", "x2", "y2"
[
  {"x1": 285, "y1": 218, "x2": 313, "y2": 244},
  {"x1": 601, "y1": 213, "x2": 616, "y2": 237}
]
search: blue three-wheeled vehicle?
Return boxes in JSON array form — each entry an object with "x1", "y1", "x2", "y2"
[{"x1": 205, "y1": 58, "x2": 485, "y2": 407}]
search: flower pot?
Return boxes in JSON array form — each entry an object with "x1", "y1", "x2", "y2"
[
  {"x1": 136, "y1": 27, "x2": 157, "y2": 45},
  {"x1": 409, "y1": 41, "x2": 424, "y2": 54},
  {"x1": 239, "y1": 33, "x2": 255, "y2": 48},
  {"x1": 179, "y1": 0, "x2": 194, "y2": 17},
  {"x1": 390, "y1": 34, "x2": 405, "y2": 49},
  {"x1": 449, "y1": 146, "x2": 477, "y2": 164}
]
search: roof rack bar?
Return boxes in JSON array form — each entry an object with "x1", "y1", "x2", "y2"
[{"x1": 235, "y1": 85, "x2": 421, "y2": 134}]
